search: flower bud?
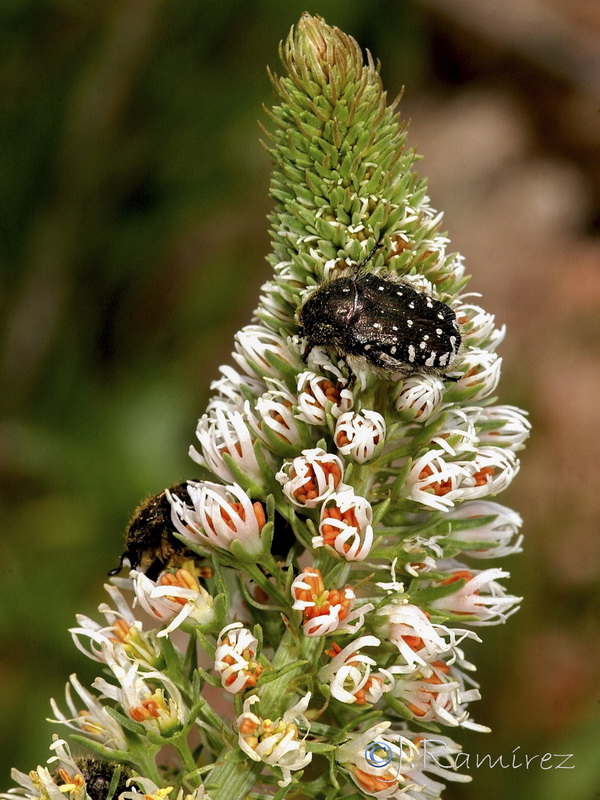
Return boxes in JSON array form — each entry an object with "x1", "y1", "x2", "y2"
[
  {"x1": 296, "y1": 371, "x2": 353, "y2": 425},
  {"x1": 394, "y1": 374, "x2": 446, "y2": 421},
  {"x1": 314, "y1": 489, "x2": 374, "y2": 561},
  {"x1": 233, "y1": 324, "x2": 298, "y2": 379},
  {"x1": 276, "y1": 447, "x2": 345, "y2": 507},
  {"x1": 215, "y1": 622, "x2": 263, "y2": 693},
  {"x1": 334, "y1": 410, "x2": 386, "y2": 463},
  {"x1": 190, "y1": 408, "x2": 264, "y2": 485}
]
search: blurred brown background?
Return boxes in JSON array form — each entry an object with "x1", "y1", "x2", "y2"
[{"x1": 1, "y1": 1, "x2": 599, "y2": 798}]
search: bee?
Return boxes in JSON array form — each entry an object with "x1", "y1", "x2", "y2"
[
  {"x1": 53, "y1": 759, "x2": 131, "y2": 800},
  {"x1": 110, "y1": 484, "x2": 296, "y2": 580},
  {"x1": 297, "y1": 241, "x2": 461, "y2": 378},
  {"x1": 109, "y1": 482, "x2": 212, "y2": 581}
]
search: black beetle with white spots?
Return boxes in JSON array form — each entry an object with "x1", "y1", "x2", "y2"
[{"x1": 297, "y1": 258, "x2": 461, "y2": 379}]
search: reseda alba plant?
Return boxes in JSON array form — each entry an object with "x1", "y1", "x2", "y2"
[{"x1": 2, "y1": 13, "x2": 529, "y2": 800}]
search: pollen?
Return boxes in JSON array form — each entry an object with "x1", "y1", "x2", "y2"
[
  {"x1": 473, "y1": 466, "x2": 494, "y2": 486},
  {"x1": 418, "y1": 464, "x2": 452, "y2": 496},
  {"x1": 111, "y1": 618, "x2": 131, "y2": 644},
  {"x1": 440, "y1": 570, "x2": 474, "y2": 586},
  {"x1": 321, "y1": 505, "x2": 360, "y2": 553},
  {"x1": 294, "y1": 567, "x2": 354, "y2": 625},
  {"x1": 290, "y1": 461, "x2": 342, "y2": 504},
  {"x1": 159, "y1": 568, "x2": 200, "y2": 605},
  {"x1": 354, "y1": 766, "x2": 398, "y2": 793},
  {"x1": 306, "y1": 377, "x2": 342, "y2": 407},
  {"x1": 205, "y1": 500, "x2": 266, "y2": 537},
  {"x1": 353, "y1": 675, "x2": 383, "y2": 705}
]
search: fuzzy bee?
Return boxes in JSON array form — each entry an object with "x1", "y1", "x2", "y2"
[
  {"x1": 297, "y1": 242, "x2": 461, "y2": 378},
  {"x1": 110, "y1": 484, "x2": 297, "y2": 579},
  {"x1": 109, "y1": 482, "x2": 211, "y2": 580}
]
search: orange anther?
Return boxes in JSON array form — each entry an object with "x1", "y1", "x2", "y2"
[
  {"x1": 238, "y1": 718, "x2": 258, "y2": 735},
  {"x1": 473, "y1": 466, "x2": 494, "y2": 486},
  {"x1": 418, "y1": 464, "x2": 452, "y2": 496},
  {"x1": 440, "y1": 570, "x2": 474, "y2": 586}
]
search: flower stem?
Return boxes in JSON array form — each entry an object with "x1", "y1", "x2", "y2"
[{"x1": 204, "y1": 757, "x2": 264, "y2": 800}]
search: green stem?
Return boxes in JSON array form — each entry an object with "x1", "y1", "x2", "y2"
[
  {"x1": 174, "y1": 736, "x2": 199, "y2": 782},
  {"x1": 205, "y1": 758, "x2": 264, "y2": 800},
  {"x1": 244, "y1": 562, "x2": 289, "y2": 608},
  {"x1": 133, "y1": 748, "x2": 163, "y2": 786}
]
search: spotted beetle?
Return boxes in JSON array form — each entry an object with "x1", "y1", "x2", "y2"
[{"x1": 297, "y1": 242, "x2": 461, "y2": 379}]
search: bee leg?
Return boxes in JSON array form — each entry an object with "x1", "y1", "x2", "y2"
[{"x1": 108, "y1": 552, "x2": 127, "y2": 576}]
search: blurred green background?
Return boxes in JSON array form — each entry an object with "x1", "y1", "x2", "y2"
[{"x1": 2, "y1": 1, "x2": 600, "y2": 798}]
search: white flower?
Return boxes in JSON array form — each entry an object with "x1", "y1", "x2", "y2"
[
  {"x1": 458, "y1": 446, "x2": 520, "y2": 500},
  {"x1": 296, "y1": 370, "x2": 354, "y2": 424},
  {"x1": 430, "y1": 408, "x2": 478, "y2": 456},
  {"x1": 406, "y1": 450, "x2": 472, "y2": 511},
  {"x1": 335, "y1": 410, "x2": 386, "y2": 463},
  {"x1": 233, "y1": 324, "x2": 298, "y2": 379},
  {"x1": 3, "y1": 737, "x2": 132, "y2": 800},
  {"x1": 190, "y1": 407, "x2": 264, "y2": 485},
  {"x1": 215, "y1": 622, "x2": 263, "y2": 694},
  {"x1": 452, "y1": 348, "x2": 502, "y2": 400},
  {"x1": 336, "y1": 721, "x2": 420, "y2": 799},
  {"x1": 93, "y1": 646, "x2": 187, "y2": 736},
  {"x1": 48, "y1": 674, "x2": 127, "y2": 751},
  {"x1": 392, "y1": 662, "x2": 489, "y2": 732},
  {"x1": 8, "y1": 738, "x2": 82, "y2": 800},
  {"x1": 407, "y1": 439, "x2": 518, "y2": 511},
  {"x1": 445, "y1": 500, "x2": 523, "y2": 558},
  {"x1": 121, "y1": 781, "x2": 212, "y2": 800},
  {"x1": 383, "y1": 603, "x2": 479, "y2": 676},
  {"x1": 170, "y1": 481, "x2": 266, "y2": 556},
  {"x1": 319, "y1": 636, "x2": 394, "y2": 704},
  {"x1": 394, "y1": 374, "x2": 446, "y2": 421},
  {"x1": 305, "y1": 346, "x2": 349, "y2": 382},
  {"x1": 246, "y1": 380, "x2": 304, "y2": 446},
  {"x1": 429, "y1": 565, "x2": 521, "y2": 625},
  {"x1": 454, "y1": 302, "x2": 505, "y2": 350},
  {"x1": 256, "y1": 280, "x2": 296, "y2": 325},
  {"x1": 276, "y1": 447, "x2": 345, "y2": 507},
  {"x1": 131, "y1": 568, "x2": 214, "y2": 636},
  {"x1": 397, "y1": 534, "x2": 445, "y2": 577},
  {"x1": 236, "y1": 693, "x2": 312, "y2": 786},
  {"x1": 207, "y1": 365, "x2": 265, "y2": 412},
  {"x1": 69, "y1": 582, "x2": 160, "y2": 667},
  {"x1": 399, "y1": 731, "x2": 472, "y2": 797},
  {"x1": 475, "y1": 405, "x2": 531, "y2": 451},
  {"x1": 291, "y1": 567, "x2": 372, "y2": 637},
  {"x1": 313, "y1": 488, "x2": 374, "y2": 561}
]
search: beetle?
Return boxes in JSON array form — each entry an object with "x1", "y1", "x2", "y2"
[{"x1": 297, "y1": 241, "x2": 461, "y2": 379}]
